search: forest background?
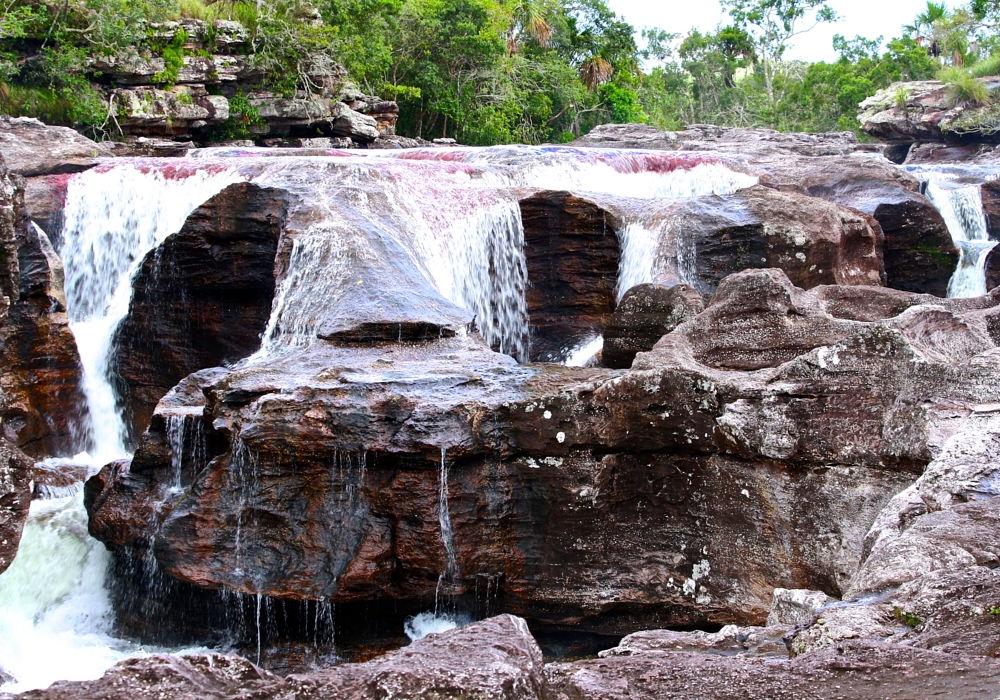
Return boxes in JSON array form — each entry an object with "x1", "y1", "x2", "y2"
[{"x1": 0, "y1": 0, "x2": 999, "y2": 145}]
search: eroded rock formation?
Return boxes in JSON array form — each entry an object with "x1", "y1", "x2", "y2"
[
  {"x1": 0, "y1": 154, "x2": 33, "y2": 573},
  {"x1": 87, "y1": 262, "x2": 1000, "y2": 638},
  {"x1": 574, "y1": 124, "x2": 957, "y2": 296}
]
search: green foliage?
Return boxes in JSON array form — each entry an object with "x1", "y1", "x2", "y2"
[
  {"x1": 598, "y1": 82, "x2": 644, "y2": 123},
  {"x1": 152, "y1": 28, "x2": 188, "y2": 86},
  {"x1": 969, "y1": 52, "x2": 1000, "y2": 77},
  {"x1": 939, "y1": 66, "x2": 991, "y2": 106},
  {"x1": 893, "y1": 606, "x2": 922, "y2": 628},
  {"x1": 987, "y1": 606, "x2": 1000, "y2": 616},
  {"x1": 206, "y1": 92, "x2": 264, "y2": 140}
]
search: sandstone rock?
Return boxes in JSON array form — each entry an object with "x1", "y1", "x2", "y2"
[
  {"x1": 0, "y1": 117, "x2": 112, "y2": 177},
  {"x1": 12, "y1": 653, "x2": 283, "y2": 700},
  {"x1": 32, "y1": 459, "x2": 90, "y2": 499},
  {"x1": 766, "y1": 588, "x2": 837, "y2": 627},
  {"x1": 603, "y1": 283, "x2": 703, "y2": 369},
  {"x1": 575, "y1": 123, "x2": 958, "y2": 297},
  {"x1": 859, "y1": 78, "x2": 1000, "y2": 143},
  {"x1": 112, "y1": 87, "x2": 229, "y2": 136},
  {"x1": 111, "y1": 182, "x2": 287, "y2": 443},
  {"x1": 545, "y1": 639, "x2": 1000, "y2": 699},
  {"x1": 90, "y1": 267, "x2": 1000, "y2": 636},
  {"x1": 88, "y1": 52, "x2": 165, "y2": 85},
  {"x1": 0, "y1": 154, "x2": 32, "y2": 574},
  {"x1": 987, "y1": 244, "x2": 1000, "y2": 291},
  {"x1": 296, "y1": 615, "x2": 545, "y2": 700},
  {"x1": 329, "y1": 101, "x2": 379, "y2": 142},
  {"x1": 518, "y1": 191, "x2": 622, "y2": 362},
  {"x1": 598, "y1": 624, "x2": 789, "y2": 658},
  {"x1": 14, "y1": 616, "x2": 545, "y2": 700},
  {"x1": 982, "y1": 179, "x2": 1000, "y2": 240},
  {"x1": 1, "y1": 221, "x2": 86, "y2": 455},
  {"x1": 212, "y1": 20, "x2": 249, "y2": 52},
  {"x1": 789, "y1": 604, "x2": 899, "y2": 656}
]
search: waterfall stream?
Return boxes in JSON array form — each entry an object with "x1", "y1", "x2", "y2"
[
  {"x1": 0, "y1": 145, "x2": 759, "y2": 686},
  {"x1": 912, "y1": 167, "x2": 998, "y2": 299}
]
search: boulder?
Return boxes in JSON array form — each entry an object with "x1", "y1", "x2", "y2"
[
  {"x1": 329, "y1": 101, "x2": 379, "y2": 142},
  {"x1": 598, "y1": 625, "x2": 789, "y2": 659},
  {"x1": 545, "y1": 639, "x2": 1000, "y2": 699},
  {"x1": 603, "y1": 283, "x2": 703, "y2": 369},
  {"x1": 14, "y1": 615, "x2": 546, "y2": 700},
  {"x1": 766, "y1": 588, "x2": 837, "y2": 627},
  {"x1": 859, "y1": 78, "x2": 1000, "y2": 143},
  {"x1": 0, "y1": 117, "x2": 112, "y2": 177},
  {"x1": 111, "y1": 182, "x2": 287, "y2": 444}
]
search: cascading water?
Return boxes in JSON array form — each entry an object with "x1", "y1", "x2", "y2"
[
  {"x1": 1, "y1": 144, "x2": 761, "y2": 684},
  {"x1": 60, "y1": 163, "x2": 244, "y2": 460},
  {"x1": 925, "y1": 181, "x2": 998, "y2": 298}
]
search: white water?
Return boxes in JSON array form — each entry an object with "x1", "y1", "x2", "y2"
[
  {"x1": 60, "y1": 163, "x2": 244, "y2": 460},
  {"x1": 0, "y1": 146, "x2": 760, "y2": 688},
  {"x1": 403, "y1": 611, "x2": 472, "y2": 642},
  {"x1": 564, "y1": 336, "x2": 605, "y2": 367},
  {"x1": 0, "y1": 493, "x2": 136, "y2": 692},
  {"x1": 923, "y1": 179, "x2": 997, "y2": 299}
]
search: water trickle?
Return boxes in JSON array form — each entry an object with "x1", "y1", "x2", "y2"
[
  {"x1": 435, "y1": 447, "x2": 457, "y2": 615},
  {"x1": 563, "y1": 336, "x2": 605, "y2": 367}
]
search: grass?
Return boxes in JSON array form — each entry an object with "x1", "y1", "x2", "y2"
[
  {"x1": 988, "y1": 606, "x2": 1000, "y2": 616},
  {"x1": 939, "y1": 66, "x2": 992, "y2": 107},
  {"x1": 969, "y1": 53, "x2": 1000, "y2": 79},
  {"x1": 177, "y1": 0, "x2": 258, "y2": 33}
]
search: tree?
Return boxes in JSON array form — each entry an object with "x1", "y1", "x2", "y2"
[{"x1": 721, "y1": 0, "x2": 837, "y2": 103}]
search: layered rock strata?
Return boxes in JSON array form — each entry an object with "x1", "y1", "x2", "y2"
[
  {"x1": 574, "y1": 124, "x2": 957, "y2": 296},
  {"x1": 0, "y1": 154, "x2": 33, "y2": 573},
  {"x1": 87, "y1": 263, "x2": 1000, "y2": 637}
]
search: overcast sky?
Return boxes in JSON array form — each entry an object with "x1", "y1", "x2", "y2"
[{"x1": 607, "y1": 0, "x2": 962, "y2": 63}]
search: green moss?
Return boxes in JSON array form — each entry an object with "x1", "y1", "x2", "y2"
[
  {"x1": 987, "y1": 606, "x2": 1000, "y2": 616},
  {"x1": 911, "y1": 243, "x2": 959, "y2": 269},
  {"x1": 893, "y1": 606, "x2": 921, "y2": 627},
  {"x1": 152, "y1": 28, "x2": 188, "y2": 87},
  {"x1": 206, "y1": 92, "x2": 265, "y2": 140}
]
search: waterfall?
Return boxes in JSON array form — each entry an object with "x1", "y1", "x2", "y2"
[
  {"x1": 922, "y1": 179, "x2": 997, "y2": 299},
  {"x1": 60, "y1": 163, "x2": 244, "y2": 461},
  {"x1": 0, "y1": 493, "x2": 134, "y2": 692}
]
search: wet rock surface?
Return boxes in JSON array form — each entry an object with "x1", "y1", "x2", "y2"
[
  {"x1": 12, "y1": 615, "x2": 547, "y2": 700},
  {"x1": 0, "y1": 154, "x2": 33, "y2": 573},
  {"x1": 574, "y1": 123, "x2": 956, "y2": 296},
  {"x1": 87, "y1": 264, "x2": 1000, "y2": 638},
  {"x1": 111, "y1": 182, "x2": 286, "y2": 443},
  {"x1": 519, "y1": 191, "x2": 621, "y2": 362},
  {"x1": 603, "y1": 283, "x2": 703, "y2": 369}
]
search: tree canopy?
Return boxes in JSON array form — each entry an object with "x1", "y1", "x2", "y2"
[{"x1": 0, "y1": 0, "x2": 997, "y2": 142}]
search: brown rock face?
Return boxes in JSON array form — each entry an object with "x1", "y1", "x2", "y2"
[
  {"x1": 1, "y1": 220, "x2": 86, "y2": 455},
  {"x1": 0, "y1": 116, "x2": 111, "y2": 176},
  {"x1": 987, "y1": 245, "x2": 1000, "y2": 292},
  {"x1": 0, "y1": 154, "x2": 33, "y2": 574},
  {"x1": 603, "y1": 283, "x2": 703, "y2": 369},
  {"x1": 519, "y1": 192, "x2": 621, "y2": 362},
  {"x1": 85, "y1": 267, "x2": 1000, "y2": 640},
  {"x1": 872, "y1": 193, "x2": 958, "y2": 296},
  {"x1": 574, "y1": 124, "x2": 958, "y2": 297},
  {"x1": 981, "y1": 180, "x2": 1000, "y2": 240},
  {"x1": 110, "y1": 182, "x2": 287, "y2": 444}
]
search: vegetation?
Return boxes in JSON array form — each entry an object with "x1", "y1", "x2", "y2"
[
  {"x1": 987, "y1": 605, "x2": 1000, "y2": 616},
  {"x1": 893, "y1": 606, "x2": 921, "y2": 628},
  {"x1": 0, "y1": 0, "x2": 998, "y2": 143}
]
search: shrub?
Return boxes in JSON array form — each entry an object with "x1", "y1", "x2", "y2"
[
  {"x1": 892, "y1": 606, "x2": 921, "y2": 628},
  {"x1": 939, "y1": 66, "x2": 991, "y2": 107}
]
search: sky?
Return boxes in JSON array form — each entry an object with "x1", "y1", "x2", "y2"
[{"x1": 607, "y1": 0, "x2": 962, "y2": 63}]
